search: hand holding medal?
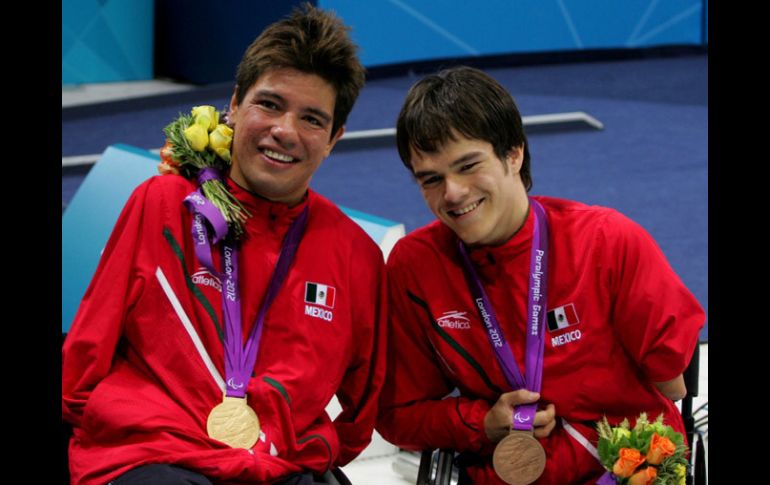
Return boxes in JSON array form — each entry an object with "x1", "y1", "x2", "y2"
[
  {"x1": 483, "y1": 390, "x2": 556, "y2": 443},
  {"x1": 459, "y1": 198, "x2": 552, "y2": 485},
  {"x1": 485, "y1": 390, "x2": 555, "y2": 485}
]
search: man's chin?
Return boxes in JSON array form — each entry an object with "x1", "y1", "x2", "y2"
[{"x1": 451, "y1": 226, "x2": 481, "y2": 247}]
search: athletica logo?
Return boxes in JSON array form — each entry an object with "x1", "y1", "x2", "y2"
[
  {"x1": 436, "y1": 310, "x2": 471, "y2": 330},
  {"x1": 191, "y1": 268, "x2": 222, "y2": 292}
]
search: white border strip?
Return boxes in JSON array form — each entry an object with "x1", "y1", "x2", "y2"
[
  {"x1": 336, "y1": 112, "x2": 604, "y2": 141},
  {"x1": 562, "y1": 418, "x2": 600, "y2": 460},
  {"x1": 340, "y1": 128, "x2": 397, "y2": 140},
  {"x1": 62, "y1": 148, "x2": 160, "y2": 167},
  {"x1": 523, "y1": 111, "x2": 604, "y2": 129},
  {"x1": 155, "y1": 266, "x2": 226, "y2": 393},
  {"x1": 61, "y1": 153, "x2": 102, "y2": 167},
  {"x1": 62, "y1": 112, "x2": 603, "y2": 167}
]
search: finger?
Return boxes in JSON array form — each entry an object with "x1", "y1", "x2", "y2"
[
  {"x1": 533, "y1": 403, "x2": 556, "y2": 427},
  {"x1": 533, "y1": 417, "x2": 557, "y2": 439},
  {"x1": 502, "y1": 390, "x2": 540, "y2": 406}
]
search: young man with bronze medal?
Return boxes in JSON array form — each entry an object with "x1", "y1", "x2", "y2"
[{"x1": 376, "y1": 67, "x2": 704, "y2": 484}]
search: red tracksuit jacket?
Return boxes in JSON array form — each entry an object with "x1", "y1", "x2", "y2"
[
  {"x1": 62, "y1": 175, "x2": 387, "y2": 484},
  {"x1": 377, "y1": 196, "x2": 704, "y2": 485}
]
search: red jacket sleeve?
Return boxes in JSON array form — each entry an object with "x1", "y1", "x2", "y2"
[
  {"x1": 376, "y1": 242, "x2": 494, "y2": 454},
  {"x1": 62, "y1": 180, "x2": 156, "y2": 427},
  {"x1": 332, "y1": 238, "x2": 388, "y2": 466},
  {"x1": 600, "y1": 210, "x2": 704, "y2": 382}
]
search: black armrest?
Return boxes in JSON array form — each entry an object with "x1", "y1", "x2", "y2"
[{"x1": 416, "y1": 449, "x2": 454, "y2": 485}]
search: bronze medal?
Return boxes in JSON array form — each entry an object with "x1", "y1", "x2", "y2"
[
  {"x1": 492, "y1": 430, "x2": 546, "y2": 485},
  {"x1": 206, "y1": 396, "x2": 261, "y2": 449}
]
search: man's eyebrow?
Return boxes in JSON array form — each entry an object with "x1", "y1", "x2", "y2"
[
  {"x1": 449, "y1": 151, "x2": 484, "y2": 167},
  {"x1": 253, "y1": 90, "x2": 332, "y2": 124},
  {"x1": 253, "y1": 89, "x2": 284, "y2": 103},
  {"x1": 413, "y1": 169, "x2": 437, "y2": 180},
  {"x1": 413, "y1": 151, "x2": 483, "y2": 179},
  {"x1": 305, "y1": 107, "x2": 332, "y2": 124}
]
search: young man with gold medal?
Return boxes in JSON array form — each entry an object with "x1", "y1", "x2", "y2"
[{"x1": 62, "y1": 5, "x2": 386, "y2": 484}]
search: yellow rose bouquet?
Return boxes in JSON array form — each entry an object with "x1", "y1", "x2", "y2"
[
  {"x1": 596, "y1": 413, "x2": 689, "y2": 485},
  {"x1": 160, "y1": 105, "x2": 250, "y2": 238}
]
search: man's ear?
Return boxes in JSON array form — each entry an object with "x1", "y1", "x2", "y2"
[
  {"x1": 228, "y1": 87, "x2": 239, "y2": 120},
  {"x1": 324, "y1": 125, "x2": 345, "y2": 158},
  {"x1": 507, "y1": 145, "x2": 525, "y2": 174}
]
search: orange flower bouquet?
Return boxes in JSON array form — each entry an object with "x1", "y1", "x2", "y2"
[
  {"x1": 596, "y1": 413, "x2": 689, "y2": 485},
  {"x1": 160, "y1": 105, "x2": 250, "y2": 238}
]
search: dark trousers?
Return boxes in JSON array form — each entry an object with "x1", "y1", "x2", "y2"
[{"x1": 110, "y1": 464, "x2": 329, "y2": 485}]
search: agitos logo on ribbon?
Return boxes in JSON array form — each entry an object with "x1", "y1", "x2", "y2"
[
  {"x1": 546, "y1": 303, "x2": 579, "y2": 332},
  {"x1": 304, "y1": 282, "x2": 336, "y2": 309}
]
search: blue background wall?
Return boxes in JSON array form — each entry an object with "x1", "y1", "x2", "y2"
[
  {"x1": 152, "y1": 0, "x2": 308, "y2": 85},
  {"x1": 63, "y1": 0, "x2": 707, "y2": 84},
  {"x1": 62, "y1": 0, "x2": 155, "y2": 84},
  {"x1": 320, "y1": 0, "x2": 705, "y2": 67},
  {"x1": 62, "y1": 0, "x2": 308, "y2": 85}
]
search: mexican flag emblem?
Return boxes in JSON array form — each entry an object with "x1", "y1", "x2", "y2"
[
  {"x1": 547, "y1": 303, "x2": 579, "y2": 332},
  {"x1": 304, "y1": 282, "x2": 336, "y2": 308}
]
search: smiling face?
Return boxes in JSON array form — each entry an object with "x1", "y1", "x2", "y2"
[
  {"x1": 412, "y1": 134, "x2": 530, "y2": 247},
  {"x1": 228, "y1": 68, "x2": 344, "y2": 205}
]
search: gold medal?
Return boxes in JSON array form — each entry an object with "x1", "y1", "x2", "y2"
[
  {"x1": 206, "y1": 396, "x2": 261, "y2": 449},
  {"x1": 492, "y1": 430, "x2": 546, "y2": 485}
]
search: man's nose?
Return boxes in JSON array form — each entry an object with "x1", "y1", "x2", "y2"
[
  {"x1": 270, "y1": 113, "x2": 299, "y2": 146},
  {"x1": 443, "y1": 176, "x2": 469, "y2": 204}
]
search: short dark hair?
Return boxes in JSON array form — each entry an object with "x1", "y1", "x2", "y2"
[
  {"x1": 396, "y1": 66, "x2": 532, "y2": 191},
  {"x1": 234, "y1": 3, "x2": 365, "y2": 137}
]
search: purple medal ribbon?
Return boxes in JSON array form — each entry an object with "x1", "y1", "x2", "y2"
[
  {"x1": 457, "y1": 197, "x2": 549, "y2": 432},
  {"x1": 220, "y1": 205, "x2": 308, "y2": 398},
  {"x1": 183, "y1": 168, "x2": 228, "y2": 277},
  {"x1": 596, "y1": 472, "x2": 617, "y2": 484},
  {"x1": 187, "y1": 170, "x2": 229, "y2": 233},
  {"x1": 182, "y1": 169, "x2": 309, "y2": 398}
]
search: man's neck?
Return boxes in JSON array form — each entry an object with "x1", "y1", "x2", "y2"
[{"x1": 227, "y1": 175, "x2": 308, "y2": 208}]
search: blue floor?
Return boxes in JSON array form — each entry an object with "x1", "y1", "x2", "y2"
[{"x1": 62, "y1": 53, "x2": 708, "y2": 341}]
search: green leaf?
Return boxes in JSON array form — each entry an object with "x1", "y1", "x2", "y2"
[{"x1": 161, "y1": 109, "x2": 252, "y2": 239}]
